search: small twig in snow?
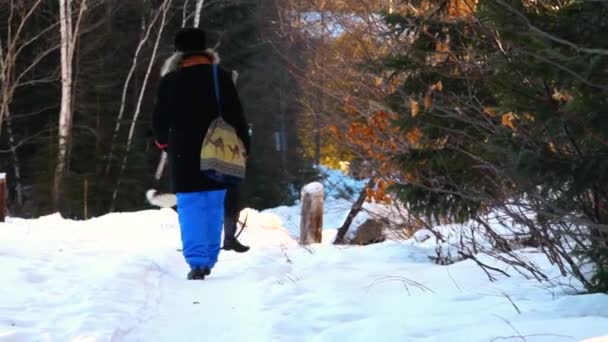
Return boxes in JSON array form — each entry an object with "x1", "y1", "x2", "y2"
[
  {"x1": 366, "y1": 276, "x2": 435, "y2": 296},
  {"x1": 489, "y1": 334, "x2": 572, "y2": 342},
  {"x1": 459, "y1": 251, "x2": 510, "y2": 282},
  {"x1": 500, "y1": 292, "x2": 521, "y2": 315},
  {"x1": 281, "y1": 247, "x2": 293, "y2": 264},
  {"x1": 479, "y1": 290, "x2": 522, "y2": 315},
  {"x1": 493, "y1": 314, "x2": 526, "y2": 341},
  {"x1": 489, "y1": 315, "x2": 572, "y2": 342},
  {"x1": 446, "y1": 266, "x2": 463, "y2": 293},
  {"x1": 300, "y1": 244, "x2": 315, "y2": 254},
  {"x1": 280, "y1": 273, "x2": 298, "y2": 285}
]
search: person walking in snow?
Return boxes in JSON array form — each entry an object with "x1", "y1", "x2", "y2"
[{"x1": 153, "y1": 28, "x2": 250, "y2": 280}]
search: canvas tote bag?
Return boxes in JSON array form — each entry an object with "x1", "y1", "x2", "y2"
[{"x1": 200, "y1": 64, "x2": 247, "y2": 184}]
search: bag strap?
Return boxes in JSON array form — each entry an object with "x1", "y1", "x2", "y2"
[{"x1": 212, "y1": 64, "x2": 222, "y2": 118}]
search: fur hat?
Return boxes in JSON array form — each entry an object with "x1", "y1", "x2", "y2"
[{"x1": 174, "y1": 28, "x2": 207, "y2": 52}]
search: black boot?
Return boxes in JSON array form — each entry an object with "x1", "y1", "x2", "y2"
[
  {"x1": 223, "y1": 216, "x2": 250, "y2": 253},
  {"x1": 187, "y1": 266, "x2": 210, "y2": 280},
  {"x1": 223, "y1": 237, "x2": 250, "y2": 253}
]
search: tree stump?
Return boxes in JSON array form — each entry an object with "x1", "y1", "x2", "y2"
[
  {"x1": 0, "y1": 173, "x2": 6, "y2": 222},
  {"x1": 299, "y1": 182, "x2": 324, "y2": 245}
]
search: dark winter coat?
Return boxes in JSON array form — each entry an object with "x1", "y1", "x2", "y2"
[{"x1": 153, "y1": 51, "x2": 250, "y2": 193}]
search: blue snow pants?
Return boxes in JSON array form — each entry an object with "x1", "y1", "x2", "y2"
[{"x1": 176, "y1": 190, "x2": 226, "y2": 270}]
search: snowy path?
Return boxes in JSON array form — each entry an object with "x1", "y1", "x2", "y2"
[
  {"x1": 1, "y1": 209, "x2": 608, "y2": 342},
  {"x1": 124, "y1": 249, "x2": 271, "y2": 341}
]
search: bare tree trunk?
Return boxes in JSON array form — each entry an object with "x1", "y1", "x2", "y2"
[
  {"x1": 0, "y1": 28, "x2": 8, "y2": 136},
  {"x1": 279, "y1": 72, "x2": 289, "y2": 180},
  {"x1": 0, "y1": 0, "x2": 46, "y2": 133},
  {"x1": 4, "y1": 114, "x2": 23, "y2": 206},
  {"x1": 194, "y1": 0, "x2": 205, "y2": 28},
  {"x1": 111, "y1": 0, "x2": 173, "y2": 211},
  {"x1": 84, "y1": 178, "x2": 88, "y2": 220},
  {"x1": 54, "y1": 0, "x2": 87, "y2": 211},
  {"x1": 334, "y1": 179, "x2": 374, "y2": 244},
  {"x1": 313, "y1": 10, "x2": 326, "y2": 166},
  {"x1": 314, "y1": 115, "x2": 321, "y2": 165},
  {"x1": 105, "y1": 3, "x2": 164, "y2": 175},
  {"x1": 182, "y1": 0, "x2": 191, "y2": 27},
  {"x1": 0, "y1": 1, "x2": 42, "y2": 132},
  {"x1": 0, "y1": 2, "x2": 60, "y2": 213},
  {"x1": 0, "y1": 37, "x2": 23, "y2": 207},
  {"x1": 54, "y1": 0, "x2": 74, "y2": 211}
]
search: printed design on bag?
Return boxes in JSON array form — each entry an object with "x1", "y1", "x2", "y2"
[
  {"x1": 228, "y1": 145, "x2": 241, "y2": 160},
  {"x1": 200, "y1": 118, "x2": 247, "y2": 181},
  {"x1": 210, "y1": 137, "x2": 225, "y2": 154}
]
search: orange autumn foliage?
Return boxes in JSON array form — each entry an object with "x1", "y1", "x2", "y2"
[
  {"x1": 424, "y1": 95, "x2": 432, "y2": 110},
  {"x1": 501, "y1": 112, "x2": 519, "y2": 131},
  {"x1": 410, "y1": 100, "x2": 420, "y2": 117},
  {"x1": 365, "y1": 179, "x2": 393, "y2": 204},
  {"x1": 406, "y1": 128, "x2": 423, "y2": 146},
  {"x1": 483, "y1": 107, "x2": 497, "y2": 117},
  {"x1": 329, "y1": 110, "x2": 410, "y2": 204}
]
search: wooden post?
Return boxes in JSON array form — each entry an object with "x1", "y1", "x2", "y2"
[
  {"x1": 0, "y1": 173, "x2": 6, "y2": 222},
  {"x1": 299, "y1": 182, "x2": 324, "y2": 245}
]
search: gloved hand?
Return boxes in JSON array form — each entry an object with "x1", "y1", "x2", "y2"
[{"x1": 155, "y1": 140, "x2": 168, "y2": 152}]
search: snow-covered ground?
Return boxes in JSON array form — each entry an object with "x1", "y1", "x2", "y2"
[
  {"x1": 1, "y1": 208, "x2": 607, "y2": 342},
  {"x1": 1, "y1": 168, "x2": 607, "y2": 341}
]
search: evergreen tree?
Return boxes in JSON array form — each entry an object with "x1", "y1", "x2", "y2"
[
  {"x1": 368, "y1": 0, "x2": 607, "y2": 291},
  {"x1": 375, "y1": 0, "x2": 492, "y2": 223},
  {"x1": 479, "y1": 0, "x2": 608, "y2": 291}
]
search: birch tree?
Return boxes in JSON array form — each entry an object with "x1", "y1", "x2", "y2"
[
  {"x1": 105, "y1": 0, "x2": 167, "y2": 176},
  {"x1": 0, "y1": 0, "x2": 49, "y2": 133},
  {"x1": 193, "y1": 0, "x2": 205, "y2": 28},
  {"x1": 0, "y1": 1, "x2": 59, "y2": 209},
  {"x1": 110, "y1": 0, "x2": 174, "y2": 211},
  {"x1": 0, "y1": 36, "x2": 23, "y2": 206},
  {"x1": 182, "y1": 0, "x2": 191, "y2": 26},
  {"x1": 53, "y1": 0, "x2": 88, "y2": 210},
  {"x1": 181, "y1": 0, "x2": 205, "y2": 27}
]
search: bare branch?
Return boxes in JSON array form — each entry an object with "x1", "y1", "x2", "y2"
[{"x1": 496, "y1": 0, "x2": 608, "y2": 56}]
